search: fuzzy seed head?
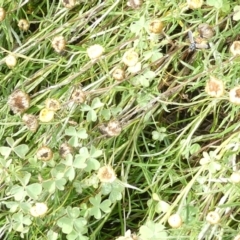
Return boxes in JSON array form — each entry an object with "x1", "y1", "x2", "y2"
[
  {"x1": 149, "y1": 19, "x2": 164, "y2": 34},
  {"x1": 206, "y1": 211, "x2": 220, "y2": 224},
  {"x1": 229, "y1": 86, "x2": 240, "y2": 105},
  {"x1": 97, "y1": 165, "x2": 116, "y2": 183},
  {"x1": 30, "y1": 202, "x2": 48, "y2": 217},
  {"x1": 198, "y1": 23, "x2": 214, "y2": 39},
  {"x1": 52, "y1": 35, "x2": 66, "y2": 53},
  {"x1": 45, "y1": 98, "x2": 61, "y2": 111},
  {"x1": 87, "y1": 44, "x2": 105, "y2": 60},
  {"x1": 62, "y1": 0, "x2": 76, "y2": 8},
  {"x1": 59, "y1": 143, "x2": 73, "y2": 158},
  {"x1": 22, "y1": 114, "x2": 39, "y2": 132},
  {"x1": 205, "y1": 76, "x2": 224, "y2": 98},
  {"x1": 36, "y1": 146, "x2": 53, "y2": 161},
  {"x1": 230, "y1": 172, "x2": 240, "y2": 183},
  {"x1": 106, "y1": 120, "x2": 122, "y2": 137},
  {"x1": 112, "y1": 68, "x2": 125, "y2": 81},
  {"x1": 0, "y1": 7, "x2": 6, "y2": 21},
  {"x1": 8, "y1": 90, "x2": 30, "y2": 114},
  {"x1": 168, "y1": 213, "x2": 182, "y2": 228},
  {"x1": 122, "y1": 50, "x2": 139, "y2": 67},
  {"x1": 18, "y1": 19, "x2": 30, "y2": 31},
  {"x1": 5, "y1": 54, "x2": 17, "y2": 68},
  {"x1": 187, "y1": 0, "x2": 203, "y2": 9},
  {"x1": 39, "y1": 108, "x2": 55, "y2": 122},
  {"x1": 127, "y1": 0, "x2": 142, "y2": 9},
  {"x1": 71, "y1": 89, "x2": 86, "y2": 103},
  {"x1": 230, "y1": 41, "x2": 240, "y2": 56}
]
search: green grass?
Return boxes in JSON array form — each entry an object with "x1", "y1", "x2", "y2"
[{"x1": 0, "y1": 0, "x2": 240, "y2": 239}]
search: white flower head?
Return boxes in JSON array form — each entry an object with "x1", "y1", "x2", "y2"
[
  {"x1": 97, "y1": 165, "x2": 116, "y2": 183},
  {"x1": 122, "y1": 49, "x2": 139, "y2": 67},
  {"x1": 87, "y1": 44, "x2": 105, "y2": 60},
  {"x1": 30, "y1": 202, "x2": 48, "y2": 217},
  {"x1": 229, "y1": 86, "x2": 240, "y2": 105}
]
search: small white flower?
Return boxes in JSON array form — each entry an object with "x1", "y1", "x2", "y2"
[
  {"x1": 87, "y1": 44, "x2": 105, "y2": 60},
  {"x1": 205, "y1": 76, "x2": 224, "y2": 98},
  {"x1": 39, "y1": 108, "x2": 55, "y2": 122},
  {"x1": 116, "y1": 230, "x2": 135, "y2": 240},
  {"x1": 206, "y1": 211, "x2": 220, "y2": 224},
  {"x1": 168, "y1": 213, "x2": 182, "y2": 228},
  {"x1": 128, "y1": 62, "x2": 141, "y2": 74},
  {"x1": 52, "y1": 36, "x2": 66, "y2": 53},
  {"x1": 97, "y1": 165, "x2": 116, "y2": 183},
  {"x1": 229, "y1": 86, "x2": 240, "y2": 105},
  {"x1": 230, "y1": 41, "x2": 240, "y2": 56},
  {"x1": 122, "y1": 49, "x2": 139, "y2": 67},
  {"x1": 230, "y1": 172, "x2": 240, "y2": 183},
  {"x1": 5, "y1": 54, "x2": 17, "y2": 68},
  {"x1": 30, "y1": 202, "x2": 48, "y2": 217},
  {"x1": 18, "y1": 19, "x2": 30, "y2": 31}
]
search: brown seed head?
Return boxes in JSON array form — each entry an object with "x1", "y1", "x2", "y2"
[
  {"x1": 112, "y1": 68, "x2": 125, "y2": 81},
  {"x1": 8, "y1": 90, "x2": 30, "y2": 114},
  {"x1": 22, "y1": 114, "x2": 39, "y2": 132},
  {"x1": 36, "y1": 146, "x2": 53, "y2": 161},
  {"x1": 71, "y1": 89, "x2": 86, "y2": 104},
  {"x1": 59, "y1": 143, "x2": 73, "y2": 158},
  {"x1": 18, "y1": 19, "x2": 30, "y2": 31},
  {"x1": 52, "y1": 36, "x2": 66, "y2": 53}
]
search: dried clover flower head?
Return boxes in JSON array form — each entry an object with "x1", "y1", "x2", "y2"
[
  {"x1": 0, "y1": 8, "x2": 6, "y2": 21},
  {"x1": 198, "y1": 23, "x2": 214, "y2": 39},
  {"x1": 45, "y1": 98, "x2": 61, "y2": 111},
  {"x1": 112, "y1": 68, "x2": 125, "y2": 81},
  {"x1": 18, "y1": 19, "x2": 30, "y2": 31},
  {"x1": 187, "y1": 0, "x2": 203, "y2": 9},
  {"x1": 30, "y1": 202, "x2": 48, "y2": 217},
  {"x1": 116, "y1": 230, "x2": 136, "y2": 240},
  {"x1": 122, "y1": 49, "x2": 139, "y2": 67},
  {"x1": 128, "y1": 62, "x2": 141, "y2": 74},
  {"x1": 229, "y1": 86, "x2": 240, "y2": 105},
  {"x1": 230, "y1": 171, "x2": 240, "y2": 183},
  {"x1": 206, "y1": 211, "x2": 220, "y2": 224},
  {"x1": 168, "y1": 213, "x2": 183, "y2": 228},
  {"x1": 106, "y1": 120, "x2": 122, "y2": 136},
  {"x1": 59, "y1": 142, "x2": 73, "y2": 158},
  {"x1": 205, "y1": 76, "x2": 224, "y2": 98},
  {"x1": 149, "y1": 19, "x2": 164, "y2": 34},
  {"x1": 127, "y1": 0, "x2": 142, "y2": 9},
  {"x1": 233, "y1": 235, "x2": 240, "y2": 240},
  {"x1": 230, "y1": 41, "x2": 240, "y2": 56},
  {"x1": 87, "y1": 44, "x2": 105, "y2": 60},
  {"x1": 71, "y1": 89, "x2": 86, "y2": 103},
  {"x1": 52, "y1": 36, "x2": 66, "y2": 53},
  {"x1": 8, "y1": 89, "x2": 30, "y2": 114},
  {"x1": 39, "y1": 108, "x2": 55, "y2": 122},
  {"x1": 97, "y1": 165, "x2": 116, "y2": 183},
  {"x1": 22, "y1": 114, "x2": 39, "y2": 132},
  {"x1": 5, "y1": 54, "x2": 17, "y2": 68},
  {"x1": 36, "y1": 146, "x2": 53, "y2": 161},
  {"x1": 62, "y1": 0, "x2": 76, "y2": 8}
]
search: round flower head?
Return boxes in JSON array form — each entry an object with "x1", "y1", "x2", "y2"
[
  {"x1": 229, "y1": 86, "x2": 240, "y2": 105},
  {"x1": 36, "y1": 146, "x2": 53, "y2": 161},
  {"x1": 205, "y1": 76, "x2": 224, "y2": 98},
  {"x1": 0, "y1": 8, "x2": 6, "y2": 21},
  {"x1": 122, "y1": 49, "x2": 139, "y2": 67},
  {"x1": 87, "y1": 44, "x2": 105, "y2": 60},
  {"x1": 168, "y1": 213, "x2": 183, "y2": 228},
  {"x1": 128, "y1": 62, "x2": 141, "y2": 74},
  {"x1": 149, "y1": 19, "x2": 164, "y2": 34},
  {"x1": 116, "y1": 230, "x2": 135, "y2": 240},
  {"x1": 198, "y1": 23, "x2": 214, "y2": 39},
  {"x1": 30, "y1": 202, "x2": 48, "y2": 217},
  {"x1": 39, "y1": 108, "x2": 55, "y2": 122},
  {"x1": 5, "y1": 54, "x2": 17, "y2": 68},
  {"x1": 22, "y1": 114, "x2": 39, "y2": 132},
  {"x1": 59, "y1": 142, "x2": 73, "y2": 158},
  {"x1": 112, "y1": 68, "x2": 125, "y2": 81},
  {"x1": 230, "y1": 171, "x2": 240, "y2": 183},
  {"x1": 127, "y1": 0, "x2": 142, "y2": 9},
  {"x1": 230, "y1": 41, "x2": 240, "y2": 56},
  {"x1": 71, "y1": 89, "x2": 86, "y2": 103},
  {"x1": 97, "y1": 165, "x2": 116, "y2": 183},
  {"x1": 8, "y1": 89, "x2": 30, "y2": 114},
  {"x1": 187, "y1": 0, "x2": 203, "y2": 9},
  {"x1": 62, "y1": 0, "x2": 76, "y2": 8},
  {"x1": 52, "y1": 35, "x2": 66, "y2": 53},
  {"x1": 206, "y1": 211, "x2": 220, "y2": 224},
  {"x1": 18, "y1": 19, "x2": 30, "y2": 31},
  {"x1": 45, "y1": 98, "x2": 61, "y2": 111}
]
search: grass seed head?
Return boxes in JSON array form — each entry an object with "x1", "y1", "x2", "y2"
[
  {"x1": 36, "y1": 146, "x2": 53, "y2": 161},
  {"x1": 230, "y1": 41, "x2": 240, "y2": 56},
  {"x1": 205, "y1": 76, "x2": 224, "y2": 98},
  {"x1": 97, "y1": 165, "x2": 116, "y2": 183},
  {"x1": 187, "y1": 0, "x2": 203, "y2": 9},
  {"x1": 62, "y1": 0, "x2": 76, "y2": 8},
  {"x1": 18, "y1": 19, "x2": 30, "y2": 31},
  {"x1": 45, "y1": 98, "x2": 61, "y2": 111},
  {"x1": 87, "y1": 44, "x2": 105, "y2": 60},
  {"x1": 168, "y1": 213, "x2": 183, "y2": 228},
  {"x1": 206, "y1": 211, "x2": 220, "y2": 224},
  {"x1": 22, "y1": 114, "x2": 39, "y2": 132},
  {"x1": 122, "y1": 49, "x2": 139, "y2": 67},
  {"x1": 5, "y1": 54, "x2": 17, "y2": 68},
  {"x1": 198, "y1": 23, "x2": 214, "y2": 39},
  {"x1": 112, "y1": 68, "x2": 125, "y2": 81},
  {"x1": 52, "y1": 36, "x2": 66, "y2": 53},
  {"x1": 229, "y1": 86, "x2": 240, "y2": 105},
  {"x1": 30, "y1": 202, "x2": 48, "y2": 217},
  {"x1": 0, "y1": 7, "x2": 6, "y2": 21},
  {"x1": 149, "y1": 19, "x2": 164, "y2": 34},
  {"x1": 39, "y1": 108, "x2": 55, "y2": 122},
  {"x1": 71, "y1": 89, "x2": 86, "y2": 103},
  {"x1": 59, "y1": 143, "x2": 73, "y2": 158},
  {"x1": 8, "y1": 89, "x2": 30, "y2": 114}
]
